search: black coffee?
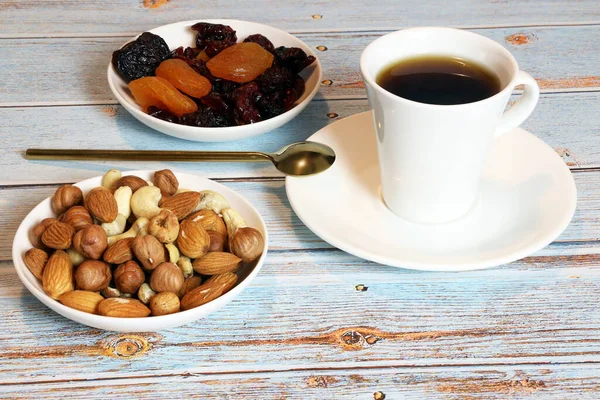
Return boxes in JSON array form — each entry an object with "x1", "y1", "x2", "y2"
[{"x1": 376, "y1": 55, "x2": 501, "y2": 105}]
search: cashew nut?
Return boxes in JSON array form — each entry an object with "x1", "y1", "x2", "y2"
[
  {"x1": 176, "y1": 255, "x2": 193, "y2": 279},
  {"x1": 101, "y1": 286, "x2": 121, "y2": 298},
  {"x1": 101, "y1": 169, "x2": 122, "y2": 190},
  {"x1": 196, "y1": 190, "x2": 230, "y2": 214},
  {"x1": 165, "y1": 243, "x2": 180, "y2": 264},
  {"x1": 114, "y1": 186, "x2": 132, "y2": 219},
  {"x1": 176, "y1": 188, "x2": 192, "y2": 194},
  {"x1": 101, "y1": 213, "x2": 127, "y2": 236},
  {"x1": 67, "y1": 247, "x2": 85, "y2": 267},
  {"x1": 137, "y1": 283, "x2": 156, "y2": 304},
  {"x1": 107, "y1": 217, "x2": 149, "y2": 245},
  {"x1": 131, "y1": 186, "x2": 162, "y2": 219},
  {"x1": 221, "y1": 208, "x2": 247, "y2": 238}
]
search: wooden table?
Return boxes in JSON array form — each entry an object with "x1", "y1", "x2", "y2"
[{"x1": 1, "y1": 1, "x2": 599, "y2": 398}]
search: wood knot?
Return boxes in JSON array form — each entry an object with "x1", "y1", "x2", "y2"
[
  {"x1": 143, "y1": 0, "x2": 170, "y2": 8},
  {"x1": 505, "y1": 33, "x2": 537, "y2": 45},
  {"x1": 321, "y1": 79, "x2": 333, "y2": 86},
  {"x1": 327, "y1": 112, "x2": 338, "y2": 118},
  {"x1": 340, "y1": 329, "x2": 381, "y2": 348},
  {"x1": 102, "y1": 334, "x2": 153, "y2": 359},
  {"x1": 312, "y1": 14, "x2": 323, "y2": 19},
  {"x1": 316, "y1": 45, "x2": 328, "y2": 51},
  {"x1": 373, "y1": 391, "x2": 386, "y2": 400},
  {"x1": 306, "y1": 375, "x2": 338, "y2": 388},
  {"x1": 102, "y1": 105, "x2": 118, "y2": 117}
]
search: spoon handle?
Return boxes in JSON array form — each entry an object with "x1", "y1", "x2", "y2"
[{"x1": 25, "y1": 149, "x2": 272, "y2": 162}]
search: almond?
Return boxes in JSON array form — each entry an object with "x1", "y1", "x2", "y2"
[
  {"x1": 161, "y1": 191, "x2": 201, "y2": 220},
  {"x1": 192, "y1": 252, "x2": 241, "y2": 275},
  {"x1": 150, "y1": 262, "x2": 184, "y2": 293},
  {"x1": 149, "y1": 291, "x2": 180, "y2": 316},
  {"x1": 179, "y1": 275, "x2": 203, "y2": 298},
  {"x1": 30, "y1": 218, "x2": 58, "y2": 249},
  {"x1": 58, "y1": 206, "x2": 93, "y2": 231},
  {"x1": 186, "y1": 209, "x2": 226, "y2": 237},
  {"x1": 41, "y1": 221, "x2": 75, "y2": 250},
  {"x1": 23, "y1": 248, "x2": 49, "y2": 280},
  {"x1": 59, "y1": 290, "x2": 104, "y2": 314},
  {"x1": 42, "y1": 250, "x2": 74, "y2": 300},
  {"x1": 84, "y1": 186, "x2": 118, "y2": 223},
  {"x1": 51, "y1": 185, "x2": 83, "y2": 215},
  {"x1": 114, "y1": 175, "x2": 148, "y2": 193},
  {"x1": 154, "y1": 169, "x2": 179, "y2": 196},
  {"x1": 181, "y1": 272, "x2": 237, "y2": 310},
  {"x1": 103, "y1": 237, "x2": 134, "y2": 264},
  {"x1": 176, "y1": 219, "x2": 210, "y2": 259},
  {"x1": 98, "y1": 298, "x2": 151, "y2": 318}
]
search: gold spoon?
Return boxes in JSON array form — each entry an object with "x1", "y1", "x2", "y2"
[{"x1": 25, "y1": 141, "x2": 336, "y2": 177}]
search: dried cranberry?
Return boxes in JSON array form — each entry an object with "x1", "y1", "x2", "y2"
[
  {"x1": 255, "y1": 65, "x2": 295, "y2": 93},
  {"x1": 200, "y1": 93, "x2": 231, "y2": 115},
  {"x1": 257, "y1": 91, "x2": 286, "y2": 119},
  {"x1": 147, "y1": 106, "x2": 179, "y2": 124},
  {"x1": 191, "y1": 22, "x2": 237, "y2": 49},
  {"x1": 112, "y1": 32, "x2": 171, "y2": 82},
  {"x1": 171, "y1": 46, "x2": 201, "y2": 60},
  {"x1": 273, "y1": 46, "x2": 316, "y2": 73},
  {"x1": 189, "y1": 60, "x2": 216, "y2": 81},
  {"x1": 180, "y1": 104, "x2": 232, "y2": 127},
  {"x1": 244, "y1": 34, "x2": 275, "y2": 53},
  {"x1": 232, "y1": 82, "x2": 262, "y2": 125},
  {"x1": 204, "y1": 40, "x2": 234, "y2": 57}
]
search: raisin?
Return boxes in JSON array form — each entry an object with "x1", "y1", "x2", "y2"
[
  {"x1": 180, "y1": 104, "x2": 232, "y2": 128},
  {"x1": 112, "y1": 32, "x2": 171, "y2": 82},
  {"x1": 273, "y1": 46, "x2": 316, "y2": 73},
  {"x1": 191, "y1": 22, "x2": 237, "y2": 57},
  {"x1": 171, "y1": 46, "x2": 201, "y2": 60},
  {"x1": 207, "y1": 43, "x2": 274, "y2": 83},
  {"x1": 128, "y1": 76, "x2": 198, "y2": 117},
  {"x1": 244, "y1": 34, "x2": 275, "y2": 53},
  {"x1": 204, "y1": 40, "x2": 234, "y2": 57},
  {"x1": 232, "y1": 82, "x2": 262, "y2": 125},
  {"x1": 257, "y1": 91, "x2": 286, "y2": 119},
  {"x1": 147, "y1": 106, "x2": 179, "y2": 123},
  {"x1": 293, "y1": 74, "x2": 306, "y2": 97},
  {"x1": 200, "y1": 93, "x2": 231, "y2": 115},
  {"x1": 155, "y1": 59, "x2": 212, "y2": 98},
  {"x1": 256, "y1": 65, "x2": 295, "y2": 93}
]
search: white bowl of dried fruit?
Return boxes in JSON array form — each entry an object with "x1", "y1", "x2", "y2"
[
  {"x1": 108, "y1": 19, "x2": 322, "y2": 142},
  {"x1": 12, "y1": 169, "x2": 268, "y2": 332}
]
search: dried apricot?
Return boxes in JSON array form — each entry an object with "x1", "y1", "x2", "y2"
[
  {"x1": 129, "y1": 76, "x2": 198, "y2": 117},
  {"x1": 206, "y1": 42, "x2": 274, "y2": 84},
  {"x1": 155, "y1": 59, "x2": 212, "y2": 98}
]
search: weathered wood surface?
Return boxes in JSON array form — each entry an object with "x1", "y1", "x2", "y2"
[
  {"x1": 1, "y1": 25, "x2": 599, "y2": 107},
  {"x1": 1, "y1": 0, "x2": 598, "y2": 37},
  {"x1": 1, "y1": 170, "x2": 600, "y2": 261},
  {"x1": 1, "y1": 365, "x2": 599, "y2": 399},
  {"x1": 2, "y1": 92, "x2": 599, "y2": 185}
]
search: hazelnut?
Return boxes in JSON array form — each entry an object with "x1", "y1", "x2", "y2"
[
  {"x1": 154, "y1": 169, "x2": 179, "y2": 196},
  {"x1": 115, "y1": 175, "x2": 148, "y2": 193},
  {"x1": 51, "y1": 185, "x2": 83, "y2": 215},
  {"x1": 29, "y1": 218, "x2": 57, "y2": 249},
  {"x1": 73, "y1": 224, "x2": 108, "y2": 259},
  {"x1": 148, "y1": 209, "x2": 180, "y2": 244},
  {"x1": 229, "y1": 227, "x2": 264, "y2": 263},
  {"x1": 75, "y1": 260, "x2": 111, "y2": 291},
  {"x1": 150, "y1": 262, "x2": 184, "y2": 293},
  {"x1": 59, "y1": 206, "x2": 93, "y2": 231},
  {"x1": 132, "y1": 235, "x2": 165, "y2": 270},
  {"x1": 176, "y1": 220, "x2": 210, "y2": 259},
  {"x1": 179, "y1": 275, "x2": 203, "y2": 298},
  {"x1": 114, "y1": 260, "x2": 145, "y2": 294},
  {"x1": 207, "y1": 230, "x2": 226, "y2": 252},
  {"x1": 23, "y1": 248, "x2": 49, "y2": 280},
  {"x1": 149, "y1": 291, "x2": 180, "y2": 316}
]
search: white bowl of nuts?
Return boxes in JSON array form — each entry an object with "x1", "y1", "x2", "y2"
[{"x1": 12, "y1": 169, "x2": 267, "y2": 332}]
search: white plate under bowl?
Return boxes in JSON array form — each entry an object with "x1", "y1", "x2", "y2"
[
  {"x1": 286, "y1": 111, "x2": 577, "y2": 271},
  {"x1": 12, "y1": 171, "x2": 268, "y2": 331},
  {"x1": 108, "y1": 19, "x2": 322, "y2": 142}
]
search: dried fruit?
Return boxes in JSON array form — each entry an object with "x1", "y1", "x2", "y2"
[
  {"x1": 232, "y1": 81, "x2": 262, "y2": 125},
  {"x1": 112, "y1": 32, "x2": 171, "y2": 82},
  {"x1": 59, "y1": 206, "x2": 93, "y2": 231},
  {"x1": 129, "y1": 76, "x2": 198, "y2": 117},
  {"x1": 30, "y1": 218, "x2": 57, "y2": 249},
  {"x1": 181, "y1": 272, "x2": 237, "y2": 310},
  {"x1": 192, "y1": 252, "x2": 241, "y2": 275},
  {"x1": 150, "y1": 262, "x2": 184, "y2": 293},
  {"x1": 23, "y1": 248, "x2": 48, "y2": 280},
  {"x1": 207, "y1": 42, "x2": 274, "y2": 83},
  {"x1": 191, "y1": 22, "x2": 237, "y2": 57},
  {"x1": 229, "y1": 227, "x2": 265, "y2": 263},
  {"x1": 85, "y1": 186, "x2": 118, "y2": 223},
  {"x1": 156, "y1": 59, "x2": 212, "y2": 98},
  {"x1": 161, "y1": 191, "x2": 201, "y2": 220},
  {"x1": 177, "y1": 220, "x2": 210, "y2": 259},
  {"x1": 132, "y1": 235, "x2": 166, "y2": 270},
  {"x1": 149, "y1": 291, "x2": 180, "y2": 316},
  {"x1": 103, "y1": 237, "x2": 135, "y2": 264},
  {"x1": 256, "y1": 65, "x2": 295, "y2": 94},
  {"x1": 42, "y1": 250, "x2": 74, "y2": 300},
  {"x1": 148, "y1": 209, "x2": 180, "y2": 244},
  {"x1": 154, "y1": 169, "x2": 179, "y2": 196},
  {"x1": 273, "y1": 46, "x2": 316, "y2": 73},
  {"x1": 75, "y1": 260, "x2": 111, "y2": 292},
  {"x1": 114, "y1": 175, "x2": 148, "y2": 193},
  {"x1": 114, "y1": 260, "x2": 146, "y2": 294},
  {"x1": 180, "y1": 104, "x2": 232, "y2": 128},
  {"x1": 51, "y1": 185, "x2": 83, "y2": 215},
  {"x1": 98, "y1": 298, "x2": 151, "y2": 318},
  {"x1": 244, "y1": 34, "x2": 274, "y2": 53},
  {"x1": 147, "y1": 106, "x2": 179, "y2": 123},
  {"x1": 73, "y1": 224, "x2": 108, "y2": 259},
  {"x1": 59, "y1": 290, "x2": 104, "y2": 314},
  {"x1": 41, "y1": 221, "x2": 75, "y2": 250}
]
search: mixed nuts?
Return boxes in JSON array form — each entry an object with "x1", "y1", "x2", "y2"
[{"x1": 23, "y1": 169, "x2": 265, "y2": 318}]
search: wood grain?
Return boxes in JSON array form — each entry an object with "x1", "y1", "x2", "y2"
[
  {"x1": 0, "y1": 364, "x2": 598, "y2": 399},
  {"x1": 0, "y1": 0, "x2": 598, "y2": 37},
  {"x1": 1, "y1": 26, "x2": 599, "y2": 106}
]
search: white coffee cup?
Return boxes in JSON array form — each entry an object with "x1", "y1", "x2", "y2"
[{"x1": 360, "y1": 27, "x2": 540, "y2": 224}]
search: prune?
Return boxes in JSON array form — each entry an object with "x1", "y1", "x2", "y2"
[
  {"x1": 156, "y1": 59, "x2": 212, "y2": 98},
  {"x1": 207, "y1": 43, "x2": 274, "y2": 83},
  {"x1": 256, "y1": 65, "x2": 295, "y2": 93},
  {"x1": 147, "y1": 106, "x2": 179, "y2": 123},
  {"x1": 293, "y1": 74, "x2": 306, "y2": 97},
  {"x1": 244, "y1": 34, "x2": 275, "y2": 53},
  {"x1": 257, "y1": 91, "x2": 286, "y2": 119},
  {"x1": 273, "y1": 46, "x2": 316, "y2": 73},
  {"x1": 129, "y1": 76, "x2": 198, "y2": 117},
  {"x1": 191, "y1": 22, "x2": 237, "y2": 57},
  {"x1": 112, "y1": 32, "x2": 171, "y2": 82},
  {"x1": 180, "y1": 104, "x2": 232, "y2": 128},
  {"x1": 232, "y1": 82, "x2": 262, "y2": 125}
]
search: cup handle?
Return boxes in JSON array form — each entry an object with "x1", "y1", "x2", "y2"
[{"x1": 496, "y1": 70, "x2": 540, "y2": 137}]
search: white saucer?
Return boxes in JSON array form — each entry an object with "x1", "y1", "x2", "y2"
[{"x1": 286, "y1": 111, "x2": 577, "y2": 271}]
